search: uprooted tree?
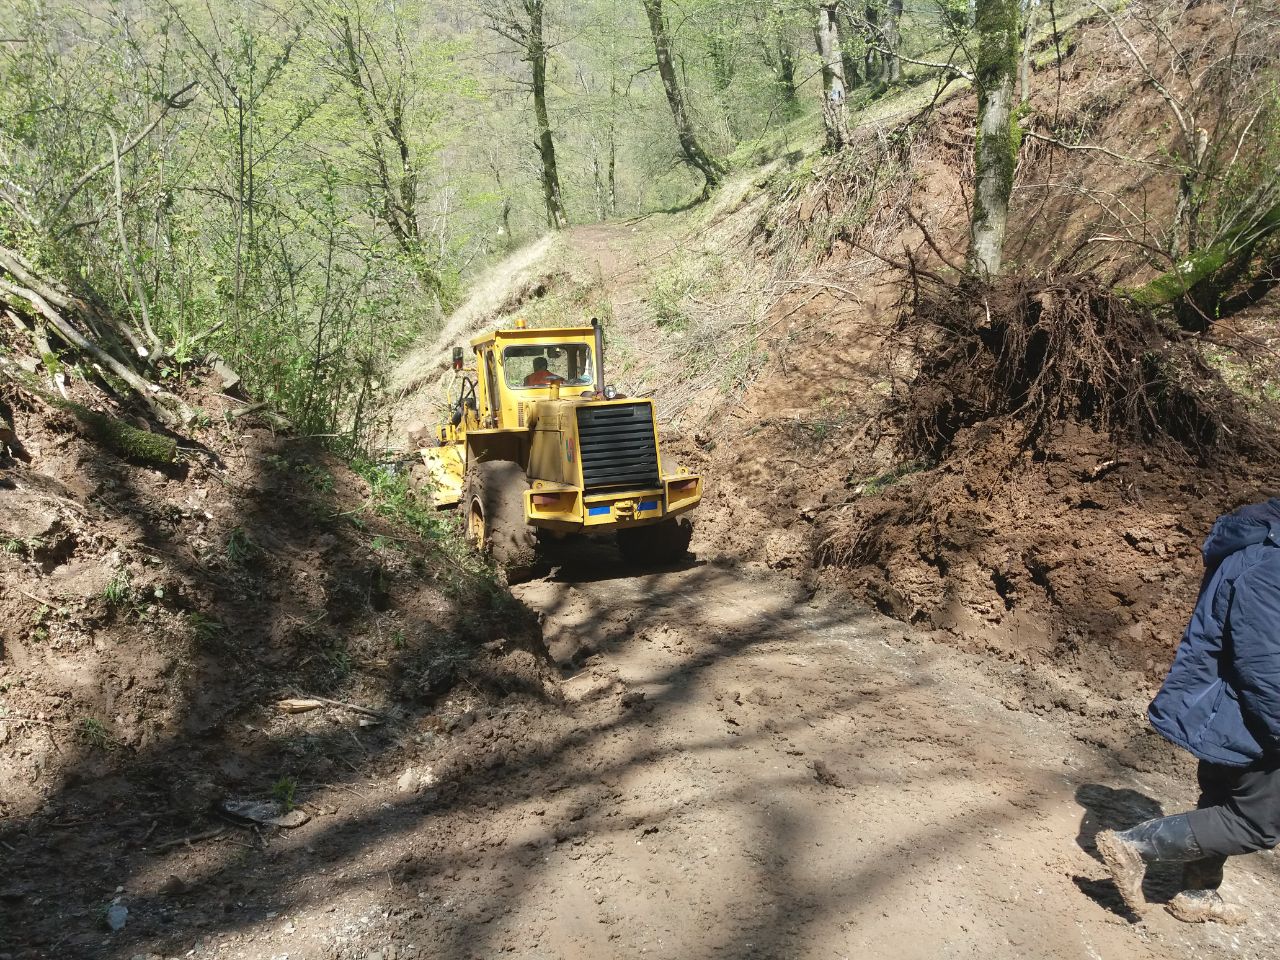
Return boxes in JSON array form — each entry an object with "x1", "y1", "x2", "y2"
[
  {"x1": 891, "y1": 267, "x2": 1266, "y2": 462},
  {"x1": 1032, "y1": 0, "x2": 1280, "y2": 327}
]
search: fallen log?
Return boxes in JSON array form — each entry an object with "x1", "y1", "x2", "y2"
[
  {"x1": 1128, "y1": 199, "x2": 1280, "y2": 326},
  {"x1": 60, "y1": 400, "x2": 177, "y2": 465},
  {"x1": 1, "y1": 369, "x2": 176, "y2": 465}
]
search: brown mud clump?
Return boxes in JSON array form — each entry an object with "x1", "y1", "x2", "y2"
[{"x1": 818, "y1": 270, "x2": 1278, "y2": 704}]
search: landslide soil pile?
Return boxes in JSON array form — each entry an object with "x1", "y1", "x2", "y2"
[
  {"x1": 0, "y1": 341, "x2": 559, "y2": 954},
  {"x1": 643, "y1": 3, "x2": 1280, "y2": 721},
  {"x1": 814, "y1": 272, "x2": 1279, "y2": 704}
]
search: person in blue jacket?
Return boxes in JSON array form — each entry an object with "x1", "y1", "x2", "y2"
[{"x1": 1096, "y1": 497, "x2": 1280, "y2": 925}]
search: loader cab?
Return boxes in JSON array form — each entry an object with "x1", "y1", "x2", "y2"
[
  {"x1": 502, "y1": 342, "x2": 595, "y2": 391},
  {"x1": 471, "y1": 326, "x2": 599, "y2": 430}
]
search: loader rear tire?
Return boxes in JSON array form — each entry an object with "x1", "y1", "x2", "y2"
[
  {"x1": 617, "y1": 517, "x2": 693, "y2": 567},
  {"x1": 462, "y1": 461, "x2": 538, "y2": 583}
]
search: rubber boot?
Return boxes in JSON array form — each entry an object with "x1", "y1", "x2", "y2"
[
  {"x1": 1095, "y1": 814, "x2": 1204, "y2": 915},
  {"x1": 1167, "y1": 889, "x2": 1248, "y2": 925},
  {"x1": 1167, "y1": 856, "x2": 1247, "y2": 925},
  {"x1": 1181, "y1": 856, "x2": 1225, "y2": 891}
]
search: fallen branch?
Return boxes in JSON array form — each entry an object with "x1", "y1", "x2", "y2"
[
  {"x1": 109, "y1": 128, "x2": 162, "y2": 357},
  {"x1": 0, "y1": 277, "x2": 192, "y2": 426},
  {"x1": 1023, "y1": 130, "x2": 1179, "y2": 170},
  {"x1": 288, "y1": 689, "x2": 393, "y2": 722},
  {"x1": 47, "y1": 80, "x2": 199, "y2": 224},
  {"x1": 277, "y1": 698, "x2": 325, "y2": 714},
  {"x1": 153, "y1": 827, "x2": 225, "y2": 851},
  {"x1": 17, "y1": 589, "x2": 58, "y2": 608}
]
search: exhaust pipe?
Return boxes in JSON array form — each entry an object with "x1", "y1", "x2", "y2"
[{"x1": 592, "y1": 317, "x2": 605, "y2": 398}]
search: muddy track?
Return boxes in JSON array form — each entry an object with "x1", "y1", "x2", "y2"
[
  {"x1": 504, "y1": 557, "x2": 1280, "y2": 960},
  {"x1": 22, "y1": 552, "x2": 1278, "y2": 960}
]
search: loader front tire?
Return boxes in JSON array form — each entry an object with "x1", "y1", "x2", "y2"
[
  {"x1": 462, "y1": 461, "x2": 538, "y2": 583},
  {"x1": 617, "y1": 517, "x2": 693, "y2": 567}
]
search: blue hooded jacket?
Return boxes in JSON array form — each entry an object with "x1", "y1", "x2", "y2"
[{"x1": 1149, "y1": 498, "x2": 1280, "y2": 767}]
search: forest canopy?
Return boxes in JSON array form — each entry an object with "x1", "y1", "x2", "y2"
[{"x1": 2, "y1": 0, "x2": 1277, "y2": 444}]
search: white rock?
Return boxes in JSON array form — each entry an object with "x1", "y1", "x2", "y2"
[
  {"x1": 106, "y1": 904, "x2": 128, "y2": 931},
  {"x1": 397, "y1": 767, "x2": 421, "y2": 793}
]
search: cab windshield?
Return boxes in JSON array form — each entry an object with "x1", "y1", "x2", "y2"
[{"x1": 502, "y1": 343, "x2": 595, "y2": 390}]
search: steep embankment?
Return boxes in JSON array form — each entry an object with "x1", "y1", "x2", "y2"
[{"x1": 0, "y1": 343, "x2": 564, "y2": 953}]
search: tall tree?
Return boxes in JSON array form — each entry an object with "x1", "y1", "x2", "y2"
[
  {"x1": 882, "y1": 0, "x2": 903, "y2": 82},
  {"x1": 967, "y1": 0, "x2": 1020, "y2": 275},
  {"x1": 485, "y1": 0, "x2": 569, "y2": 228},
  {"x1": 815, "y1": 3, "x2": 850, "y2": 150},
  {"x1": 755, "y1": 5, "x2": 800, "y2": 102},
  {"x1": 838, "y1": 9, "x2": 863, "y2": 89},
  {"x1": 862, "y1": 2, "x2": 880, "y2": 80},
  {"x1": 641, "y1": 0, "x2": 725, "y2": 196},
  {"x1": 315, "y1": 4, "x2": 447, "y2": 300}
]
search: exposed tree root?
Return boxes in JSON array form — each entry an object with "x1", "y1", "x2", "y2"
[{"x1": 893, "y1": 268, "x2": 1269, "y2": 462}]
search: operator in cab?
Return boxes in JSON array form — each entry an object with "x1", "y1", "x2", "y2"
[{"x1": 523, "y1": 356, "x2": 564, "y2": 387}]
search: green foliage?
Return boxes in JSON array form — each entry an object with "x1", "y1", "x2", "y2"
[
  {"x1": 224, "y1": 527, "x2": 259, "y2": 565},
  {"x1": 649, "y1": 266, "x2": 698, "y2": 330},
  {"x1": 851, "y1": 461, "x2": 930, "y2": 498},
  {"x1": 299, "y1": 464, "x2": 335, "y2": 495},
  {"x1": 353, "y1": 459, "x2": 508, "y2": 605},
  {"x1": 78, "y1": 717, "x2": 113, "y2": 750},
  {"x1": 102, "y1": 570, "x2": 132, "y2": 607},
  {"x1": 4, "y1": 536, "x2": 43, "y2": 557},
  {"x1": 356, "y1": 461, "x2": 452, "y2": 542},
  {"x1": 270, "y1": 775, "x2": 298, "y2": 812},
  {"x1": 187, "y1": 611, "x2": 225, "y2": 646},
  {"x1": 800, "y1": 400, "x2": 856, "y2": 445}
]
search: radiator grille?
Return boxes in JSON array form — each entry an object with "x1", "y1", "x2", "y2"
[{"x1": 576, "y1": 403, "x2": 660, "y2": 492}]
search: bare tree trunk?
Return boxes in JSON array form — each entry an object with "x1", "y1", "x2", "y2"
[
  {"x1": 1019, "y1": 0, "x2": 1038, "y2": 103},
  {"x1": 109, "y1": 128, "x2": 160, "y2": 359},
  {"x1": 607, "y1": 127, "x2": 618, "y2": 217},
  {"x1": 776, "y1": 33, "x2": 798, "y2": 101},
  {"x1": 967, "y1": 0, "x2": 1020, "y2": 275},
  {"x1": 592, "y1": 147, "x2": 606, "y2": 221},
  {"x1": 863, "y1": 3, "x2": 880, "y2": 79},
  {"x1": 815, "y1": 3, "x2": 850, "y2": 151},
  {"x1": 883, "y1": 0, "x2": 903, "y2": 83},
  {"x1": 603, "y1": 58, "x2": 619, "y2": 217},
  {"x1": 335, "y1": 15, "x2": 445, "y2": 289},
  {"x1": 528, "y1": 0, "x2": 568, "y2": 228},
  {"x1": 1170, "y1": 128, "x2": 1209, "y2": 259},
  {"x1": 642, "y1": 0, "x2": 724, "y2": 196},
  {"x1": 839, "y1": 11, "x2": 862, "y2": 88}
]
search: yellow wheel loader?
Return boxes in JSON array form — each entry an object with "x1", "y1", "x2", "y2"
[{"x1": 417, "y1": 318, "x2": 702, "y2": 580}]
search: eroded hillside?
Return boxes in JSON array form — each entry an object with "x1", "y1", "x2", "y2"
[{"x1": 386, "y1": 0, "x2": 1280, "y2": 722}]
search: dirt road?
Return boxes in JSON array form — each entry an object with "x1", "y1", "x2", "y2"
[
  {"x1": 35, "y1": 551, "x2": 1278, "y2": 960},
  {"x1": 503, "y1": 557, "x2": 1280, "y2": 960}
]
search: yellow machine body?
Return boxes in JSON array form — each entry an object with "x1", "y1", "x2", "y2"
[{"x1": 420, "y1": 323, "x2": 702, "y2": 534}]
